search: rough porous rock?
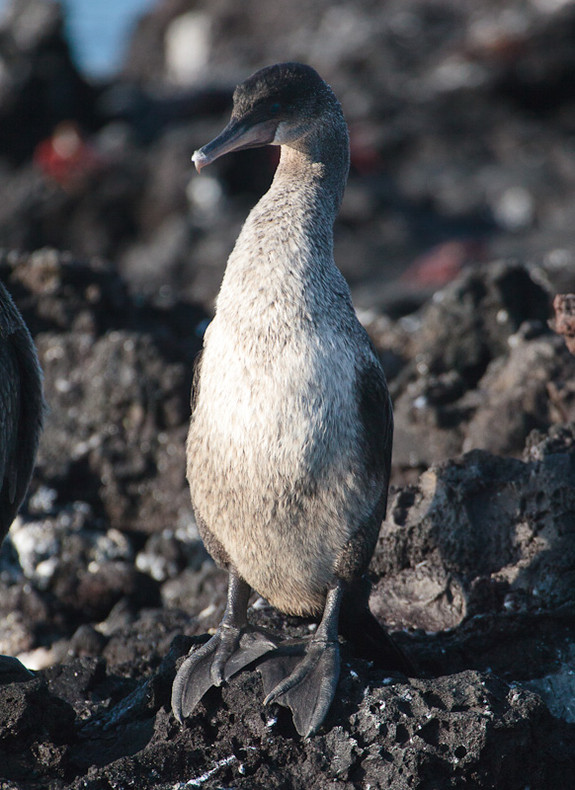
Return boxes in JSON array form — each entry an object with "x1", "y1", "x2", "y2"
[
  {"x1": 1, "y1": 649, "x2": 574, "y2": 789},
  {"x1": 0, "y1": 249, "x2": 207, "y2": 534},
  {"x1": 385, "y1": 262, "x2": 575, "y2": 471},
  {"x1": 0, "y1": 252, "x2": 574, "y2": 788},
  {"x1": 371, "y1": 428, "x2": 575, "y2": 686},
  {"x1": 2, "y1": 0, "x2": 575, "y2": 783},
  {"x1": 374, "y1": 429, "x2": 575, "y2": 624}
]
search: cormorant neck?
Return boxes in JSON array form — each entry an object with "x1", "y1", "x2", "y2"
[
  {"x1": 274, "y1": 111, "x2": 350, "y2": 221},
  {"x1": 215, "y1": 99, "x2": 351, "y2": 323}
]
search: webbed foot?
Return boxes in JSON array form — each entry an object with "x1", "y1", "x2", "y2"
[
  {"x1": 171, "y1": 571, "x2": 277, "y2": 723},
  {"x1": 171, "y1": 624, "x2": 277, "y2": 723},
  {"x1": 257, "y1": 580, "x2": 345, "y2": 737},
  {"x1": 259, "y1": 635, "x2": 340, "y2": 737}
]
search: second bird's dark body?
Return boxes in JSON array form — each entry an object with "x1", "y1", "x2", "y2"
[
  {"x1": 0, "y1": 282, "x2": 43, "y2": 544},
  {"x1": 172, "y1": 62, "x2": 410, "y2": 737}
]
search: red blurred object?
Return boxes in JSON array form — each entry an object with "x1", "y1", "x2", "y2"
[
  {"x1": 349, "y1": 124, "x2": 384, "y2": 175},
  {"x1": 401, "y1": 240, "x2": 486, "y2": 287},
  {"x1": 34, "y1": 122, "x2": 103, "y2": 191}
]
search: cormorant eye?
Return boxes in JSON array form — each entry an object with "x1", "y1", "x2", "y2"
[{"x1": 269, "y1": 102, "x2": 281, "y2": 115}]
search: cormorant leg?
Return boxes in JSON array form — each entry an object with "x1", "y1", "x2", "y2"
[
  {"x1": 259, "y1": 580, "x2": 344, "y2": 738},
  {"x1": 171, "y1": 571, "x2": 277, "y2": 723}
]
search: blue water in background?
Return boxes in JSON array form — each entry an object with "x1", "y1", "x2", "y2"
[{"x1": 0, "y1": 0, "x2": 156, "y2": 78}]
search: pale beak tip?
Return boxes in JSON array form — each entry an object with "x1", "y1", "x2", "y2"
[{"x1": 191, "y1": 149, "x2": 207, "y2": 174}]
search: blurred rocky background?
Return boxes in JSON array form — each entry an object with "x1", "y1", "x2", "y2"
[{"x1": 1, "y1": 0, "x2": 575, "y2": 788}]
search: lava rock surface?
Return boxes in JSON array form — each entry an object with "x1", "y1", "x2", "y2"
[
  {"x1": 0, "y1": 251, "x2": 573, "y2": 789},
  {"x1": 1, "y1": 0, "x2": 575, "y2": 786}
]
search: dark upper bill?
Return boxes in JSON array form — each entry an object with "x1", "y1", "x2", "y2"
[{"x1": 192, "y1": 118, "x2": 279, "y2": 173}]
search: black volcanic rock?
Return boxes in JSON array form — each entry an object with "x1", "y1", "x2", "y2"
[
  {"x1": 0, "y1": 251, "x2": 573, "y2": 788},
  {"x1": 381, "y1": 261, "x2": 575, "y2": 471},
  {"x1": 1, "y1": 650, "x2": 573, "y2": 788},
  {"x1": 2, "y1": 0, "x2": 575, "y2": 781},
  {"x1": 0, "y1": 249, "x2": 207, "y2": 534}
]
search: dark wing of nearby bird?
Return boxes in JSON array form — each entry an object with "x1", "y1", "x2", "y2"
[
  {"x1": 0, "y1": 338, "x2": 21, "y2": 537},
  {"x1": 0, "y1": 284, "x2": 44, "y2": 540}
]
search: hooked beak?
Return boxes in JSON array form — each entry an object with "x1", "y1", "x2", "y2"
[{"x1": 192, "y1": 118, "x2": 279, "y2": 173}]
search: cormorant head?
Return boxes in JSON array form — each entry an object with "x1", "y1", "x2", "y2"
[{"x1": 192, "y1": 62, "x2": 338, "y2": 172}]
